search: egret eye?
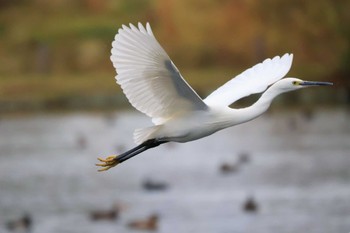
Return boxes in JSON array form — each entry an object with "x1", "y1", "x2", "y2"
[{"x1": 292, "y1": 81, "x2": 299, "y2": 86}]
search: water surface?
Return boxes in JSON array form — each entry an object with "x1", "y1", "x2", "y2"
[{"x1": 0, "y1": 109, "x2": 349, "y2": 233}]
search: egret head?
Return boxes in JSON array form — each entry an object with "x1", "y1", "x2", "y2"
[{"x1": 273, "y1": 78, "x2": 333, "y2": 93}]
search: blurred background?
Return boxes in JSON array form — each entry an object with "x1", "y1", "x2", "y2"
[
  {"x1": 0, "y1": 0, "x2": 349, "y2": 111},
  {"x1": 0, "y1": 0, "x2": 349, "y2": 233}
]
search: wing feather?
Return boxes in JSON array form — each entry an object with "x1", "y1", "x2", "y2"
[
  {"x1": 204, "y1": 53, "x2": 293, "y2": 106},
  {"x1": 111, "y1": 23, "x2": 207, "y2": 124}
]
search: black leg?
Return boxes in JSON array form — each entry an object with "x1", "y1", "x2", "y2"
[
  {"x1": 96, "y1": 139, "x2": 167, "y2": 171},
  {"x1": 116, "y1": 139, "x2": 167, "y2": 164},
  {"x1": 116, "y1": 142, "x2": 148, "y2": 163},
  {"x1": 115, "y1": 142, "x2": 148, "y2": 161}
]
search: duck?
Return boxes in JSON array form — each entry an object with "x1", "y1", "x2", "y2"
[
  {"x1": 90, "y1": 204, "x2": 123, "y2": 221},
  {"x1": 142, "y1": 179, "x2": 169, "y2": 191},
  {"x1": 6, "y1": 214, "x2": 32, "y2": 232},
  {"x1": 219, "y1": 162, "x2": 239, "y2": 174},
  {"x1": 127, "y1": 214, "x2": 159, "y2": 231},
  {"x1": 243, "y1": 196, "x2": 258, "y2": 213}
]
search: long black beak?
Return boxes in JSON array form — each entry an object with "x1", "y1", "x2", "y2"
[{"x1": 300, "y1": 81, "x2": 333, "y2": 86}]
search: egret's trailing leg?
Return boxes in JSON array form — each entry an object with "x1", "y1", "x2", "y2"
[{"x1": 96, "y1": 139, "x2": 167, "y2": 171}]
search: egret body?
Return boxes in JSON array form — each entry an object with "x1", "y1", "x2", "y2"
[{"x1": 97, "y1": 23, "x2": 332, "y2": 171}]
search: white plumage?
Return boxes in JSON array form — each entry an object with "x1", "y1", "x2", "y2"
[
  {"x1": 111, "y1": 23, "x2": 207, "y2": 126},
  {"x1": 97, "y1": 22, "x2": 332, "y2": 171},
  {"x1": 204, "y1": 53, "x2": 293, "y2": 106}
]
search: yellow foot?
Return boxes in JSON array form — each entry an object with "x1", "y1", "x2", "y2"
[{"x1": 96, "y1": 155, "x2": 119, "y2": 172}]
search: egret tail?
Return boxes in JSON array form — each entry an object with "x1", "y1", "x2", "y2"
[{"x1": 96, "y1": 139, "x2": 167, "y2": 171}]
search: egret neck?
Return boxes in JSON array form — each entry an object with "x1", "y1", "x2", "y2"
[{"x1": 230, "y1": 83, "x2": 282, "y2": 125}]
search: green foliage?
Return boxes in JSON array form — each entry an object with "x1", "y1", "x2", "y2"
[{"x1": 0, "y1": 0, "x2": 348, "y2": 111}]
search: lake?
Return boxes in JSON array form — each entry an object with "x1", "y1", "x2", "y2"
[{"x1": 0, "y1": 108, "x2": 349, "y2": 233}]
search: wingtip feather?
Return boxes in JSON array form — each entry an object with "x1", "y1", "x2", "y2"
[
  {"x1": 138, "y1": 22, "x2": 147, "y2": 33},
  {"x1": 129, "y1": 23, "x2": 138, "y2": 31},
  {"x1": 146, "y1": 22, "x2": 154, "y2": 37},
  {"x1": 282, "y1": 53, "x2": 294, "y2": 67}
]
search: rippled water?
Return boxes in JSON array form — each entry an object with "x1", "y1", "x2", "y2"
[{"x1": 0, "y1": 109, "x2": 349, "y2": 233}]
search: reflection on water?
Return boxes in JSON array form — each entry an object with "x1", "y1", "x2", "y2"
[{"x1": 0, "y1": 109, "x2": 349, "y2": 233}]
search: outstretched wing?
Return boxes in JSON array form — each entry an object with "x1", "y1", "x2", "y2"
[
  {"x1": 204, "y1": 53, "x2": 293, "y2": 106},
  {"x1": 111, "y1": 23, "x2": 207, "y2": 124}
]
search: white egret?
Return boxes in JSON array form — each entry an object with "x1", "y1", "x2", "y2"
[{"x1": 96, "y1": 23, "x2": 333, "y2": 171}]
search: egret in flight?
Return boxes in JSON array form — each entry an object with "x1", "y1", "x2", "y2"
[{"x1": 96, "y1": 23, "x2": 332, "y2": 171}]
